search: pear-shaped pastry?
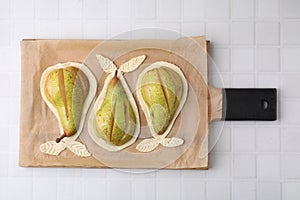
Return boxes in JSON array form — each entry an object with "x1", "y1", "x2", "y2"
[
  {"x1": 40, "y1": 62, "x2": 97, "y2": 157},
  {"x1": 88, "y1": 54, "x2": 145, "y2": 151},
  {"x1": 136, "y1": 61, "x2": 188, "y2": 152}
]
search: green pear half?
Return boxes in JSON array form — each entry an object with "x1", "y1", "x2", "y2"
[
  {"x1": 89, "y1": 71, "x2": 140, "y2": 152},
  {"x1": 93, "y1": 76, "x2": 137, "y2": 146},
  {"x1": 137, "y1": 61, "x2": 188, "y2": 138},
  {"x1": 40, "y1": 62, "x2": 97, "y2": 143}
]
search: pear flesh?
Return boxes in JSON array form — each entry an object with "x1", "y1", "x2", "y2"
[
  {"x1": 140, "y1": 67, "x2": 183, "y2": 135},
  {"x1": 94, "y1": 77, "x2": 136, "y2": 146},
  {"x1": 44, "y1": 67, "x2": 89, "y2": 142}
]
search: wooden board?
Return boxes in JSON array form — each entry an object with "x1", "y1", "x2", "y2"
[{"x1": 19, "y1": 36, "x2": 218, "y2": 169}]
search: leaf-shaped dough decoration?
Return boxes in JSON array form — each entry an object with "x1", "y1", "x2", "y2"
[
  {"x1": 119, "y1": 55, "x2": 146, "y2": 73},
  {"x1": 135, "y1": 138, "x2": 160, "y2": 152},
  {"x1": 96, "y1": 54, "x2": 117, "y2": 73},
  {"x1": 40, "y1": 141, "x2": 67, "y2": 156},
  {"x1": 64, "y1": 139, "x2": 91, "y2": 157},
  {"x1": 160, "y1": 137, "x2": 184, "y2": 147}
]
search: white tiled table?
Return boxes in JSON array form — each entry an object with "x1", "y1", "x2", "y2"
[{"x1": 1, "y1": 0, "x2": 300, "y2": 199}]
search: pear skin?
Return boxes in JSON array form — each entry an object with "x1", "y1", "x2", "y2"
[
  {"x1": 44, "y1": 67, "x2": 89, "y2": 142},
  {"x1": 140, "y1": 67, "x2": 183, "y2": 135},
  {"x1": 94, "y1": 77, "x2": 136, "y2": 146}
]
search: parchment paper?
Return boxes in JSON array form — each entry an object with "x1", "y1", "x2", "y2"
[{"x1": 19, "y1": 36, "x2": 209, "y2": 169}]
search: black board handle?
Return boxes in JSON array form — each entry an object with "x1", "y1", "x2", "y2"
[{"x1": 222, "y1": 88, "x2": 277, "y2": 121}]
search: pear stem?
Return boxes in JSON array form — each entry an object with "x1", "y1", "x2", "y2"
[{"x1": 56, "y1": 133, "x2": 67, "y2": 143}]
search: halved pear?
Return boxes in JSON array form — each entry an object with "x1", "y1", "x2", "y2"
[
  {"x1": 88, "y1": 54, "x2": 144, "y2": 152},
  {"x1": 40, "y1": 62, "x2": 96, "y2": 143},
  {"x1": 93, "y1": 77, "x2": 136, "y2": 146},
  {"x1": 137, "y1": 61, "x2": 188, "y2": 139}
]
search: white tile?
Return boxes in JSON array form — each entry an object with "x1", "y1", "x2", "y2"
[
  {"x1": 83, "y1": 0, "x2": 107, "y2": 19},
  {"x1": 181, "y1": 181, "x2": 205, "y2": 200},
  {"x1": 257, "y1": 48, "x2": 280, "y2": 72},
  {"x1": 0, "y1": 0, "x2": 10, "y2": 18},
  {"x1": 0, "y1": 126, "x2": 9, "y2": 151},
  {"x1": 206, "y1": 0, "x2": 229, "y2": 19},
  {"x1": 133, "y1": 0, "x2": 155, "y2": 19},
  {"x1": 132, "y1": 22, "x2": 158, "y2": 39},
  {"x1": 8, "y1": 153, "x2": 32, "y2": 177},
  {"x1": 81, "y1": 168, "x2": 107, "y2": 178},
  {"x1": 282, "y1": 75, "x2": 300, "y2": 98},
  {"x1": 284, "y1": 182, "x2": 300, "y2": 200},
  {"x1": 181, "y1": 22, "x2": 205, "y2": 36},
  {"x1": 256, "y1": 127, "x2": 280, "y2": 152},
  {"x1": 210, "y1": 48, "x2": 230, "y2": 72},
  {"x1": 181, "y1": 170, "x2": 206, "y2": 178},
  {"x1": 210, "y1": 73, "x2": 231, "y2": 88},
  {"x1": 0, "y1": 72, "x2": 10, "y2": 97},
  {"x1": 109, "y1": 22, "x2": 131, "y2": 38},
  {"x1": 10, "y1": 72, "x2": 20, "y2": 96},
  {"x1": 37, "y1": 21, "x2": 60, "y2": 38},
  {"x1": 60, "y1": 21, "x2": 82, "y2": 39},
  {"x1": 0, "y1": 99, "x2": 10, "y2": 124},
  {"x1": 283, "y1": 128, "x2": 300, "y2": 152},
  {"x1": 8, "y1": 126, "x2": 19, "y2": 154},
  {"x1": 207, "y1": 182, "x2": 231, "y2": 200},
  {"x1": 257, "y1": 182, "x2": 281, "y2": 200},
  {"x1": 61, "y1": 0, "x2": 82, "y2": 19},
  {"x1": 37, "y1": 0, "x2": 59, "y2": 19},
  {"x1": 57, "y1": 178, "x2": 82, "y2": 200},
  {"x1": 157, "y1": 180, "x2": 180, "y2": 200},
  {"x1": 282, "y1": 48, "x2": 300, "y2": 72},
  {"x1": 110, "y1": 0, "x2": 131, "y2": 19},
  {"x1": 13, "y1": 23, "x2": 35, "y2": 44},
  {"x1": 0, "y1": 178, "x2": 8, "y2": 200},
  {"x1": 13, "y1": 0, "x2": 35, "y2": 19},
  {"x1": 208, "y1": 154, "x2": 231, "y2": 178},
  {"x1": 9, "y1": 97, "x2": 20, "y2": 126},
  {"x1": 158, "y1": 0, "x2": 180, "y2": 20},
  {"x1": 282, "y1": 22, "x2": 300, "y2": 45},
  {"x1": 132, "y1": 180, "x2": 155, "y2": 200},
  {"x1": 2, "y1": 47, "x2": 20, "y2": 72},
  {"x1": 0, "y1": 153, "x2": 8, "y2": 177},
  {"x1": 8, "y1": 178, "x2": 32, "y2": 200},
  {"x1": 131, "y1": 169, "x2": 156, "y2": 178},
  {"x1": 282, "y1": 154, "x2": 300, "y2": 178},
  {"x1": 232, "y1": 74, "x2": 255, "y2": 87},
  {"x1": 57, "y1": 168, "x2": 82, "y2": 177},
  {"x1": 232, "y1": 181, "x2": 256, "y2": 200},
  {"x1": 281, "y1": 0, "x2": 300, "y2": 18},
  {"x1": 256, "y1": 22, "x2": 279, "y2": 45},
  {"x1": 233, "y1": 154, "x2": 256, "y2": 178},
  {"x1": 257, "y1": 155, "x2": 280, "y2": 178},
  {"x1": 0, "y1": 20, "x2": 10, "y2": 45},
  {"x1": 232, "y1": 127, "x2": 255, "y2": 152},
  {"x1": 257, "y1": 0, "x2": 279, "y2": 18},
  {"x1": 32, "y1": 168, "x2": 58, "y2": 178},
  {"x1": 107, "y1": 169, "x2": 132, "y2": 178},
  {"x1": 156, "y1": 169, "x2": 180, "y2": 179},
  {"x1": 282, "y1": 100, "x2": 300, "y2": 125},
  {"x1": 33, "y1": 178, "x2": 57, "y2": 200},
  {"x1": 82, "y1": 178, "x2": 106, "y2": 200},
  {"x1": 231, "y1": 123, "x2": 257, "y2": 130},
  {"x1": 210, "y1": 126, "x2": 231, "y2": 152},
  {"x1": 156, "y1": 22, "x2": 181, "y2": 36},
  {"x1": 231, "y1": 22, "x2": 254, "y2": 45},
  {"x1": 83, "y1": 21, "x2": 108, "y2": 39},
  {"x1": 232, "y1": 0, "x2": 254, "y2": 18},
  {"x1": 206, "y1": 23, "x2": 229, "y2": 45},
  {"x1": 183, "y1": 0, "x2": 204, "y2": 20},
  {"x1": 231, "y1": 48, "x2": 254, "y2": 72}
]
